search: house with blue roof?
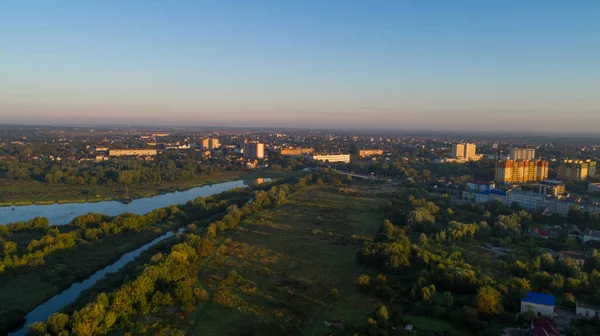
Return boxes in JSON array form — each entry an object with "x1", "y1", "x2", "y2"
[{"x1": 520, "y1": 292, "x2": 555, "y2": 317}]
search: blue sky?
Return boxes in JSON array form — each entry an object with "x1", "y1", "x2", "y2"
[{"x1": 1, "y1": 1, "x2": 599, "y2": 132}]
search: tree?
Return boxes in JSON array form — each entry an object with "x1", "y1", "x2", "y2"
[
  {"x1": 46, "y1": 313, "x2": 69, "y2": 335},
  {"x1": 118, "y1": 170, "x2": 135, "y2": 197},
  {"x1": 419, "y1": 233, "x2": 429, "y2": 246},
  {"x1": 568, "y1": 205, "x2": 586, "y2": 225},
  {"x1": 356, "y1": 274, "x2": 371, "y2": 289},
  {"x1": 376, "y1": 305, "x2": 389, "y2": 321},
  {"x1": 2, "y1": 241, "x2": 17, "y2": 255},
  {"x1": 443, "y1": 291, "x2": 454, "y2": 309},
  {"x1": 475, "y1": 286, "x2": 502, "y2": 317}
]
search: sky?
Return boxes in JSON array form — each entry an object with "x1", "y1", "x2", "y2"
[{"x1": 1, "y1": 1, "x2": 599, "y2": 132}]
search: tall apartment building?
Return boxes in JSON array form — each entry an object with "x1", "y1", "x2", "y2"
[
  {"x1": 495, "y1": 160, "x2": 549, "y2": 183},
  {"x1": 358, "y1": 149, "x2": 383, "y2": 157},
  {"x1": 510, "y1": 148, "x2": 536, "y2": 161},
  {"x1": 558, "y1": 159, "x2": 597, "y2": 180},
  {"x1": 243, "y1": 141, "x2": 265, "y2": 159},
  {"x1": 452, "y1": 143, "x2": 477, "y2": 160},
  {"x1": 280, "y1": 148, "x2": 314, "y2": 156},
  {"x1": 201, "y1": 138, "x2": 220, "y2": 150}
]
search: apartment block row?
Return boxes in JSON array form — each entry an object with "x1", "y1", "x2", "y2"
[{"x1": 463, "y1": 186, "x2": 600, "y2": 217}]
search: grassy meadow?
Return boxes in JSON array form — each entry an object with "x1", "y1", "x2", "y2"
[{"x1": 169, "y1": 184, "x2": 394, "y2": 335}]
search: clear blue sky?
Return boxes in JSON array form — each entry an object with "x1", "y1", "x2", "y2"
[{"x1": 1, "y1": 1, "x2": 599, "y2": 132}]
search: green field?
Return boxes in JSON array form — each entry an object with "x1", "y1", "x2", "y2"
[{"x1": 173, "y1": 185, "x2": 391, "y2": 335}]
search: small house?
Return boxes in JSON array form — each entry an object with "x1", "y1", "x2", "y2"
[
  {"x1": 558, "y1": 251, "x2": 586, "y2": 267},
  {"x1": 521, "y1": 292, "x2": 555, "y2": 317},
  {"x1": 576, "y1": 301, "x2": 600, "y2": 318},
  {"x1": 583, "y1": 229, "x2": 600, "y2": 244},
  {"x1": 530, "y1": 229, "x2": 550, "y2": 240}
]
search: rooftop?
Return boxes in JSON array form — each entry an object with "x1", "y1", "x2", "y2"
[
  {"x1": 559, "y1": 251, "x2": 586, "y2": 260},
  {"x1": 531, "y1": 317, "x2": 559, "y2": 336},
  {"x1": 509, "y1": 189, "x2": 547, "y2": 197},
  {"x1": 577, "y1": 301, "x2": 600, "y2": 310},
  {"x1": 584, "y1": 229, "x2": 600, "y2": 238},
  {"x1": 523, "y1": 292, "x2": 555, "y2": 306},
  {"x1": 467, "y1": 180, "x2": 495, "y2": 185}
]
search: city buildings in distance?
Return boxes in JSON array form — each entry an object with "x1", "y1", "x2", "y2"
[
  {"x1": 437, "y1": 143, "x2": 482, "y2": 163},
  {"x1": 308, "y1": 154, "x2": 351, "y2": 164},
  {"x1": 557, "y1": 159, "x2": 597, "y2": 180},
  {"x1": 243, "y1": 141, "x2": 265, "y2": 159},
  {"x1": 279, "y1": 148, "x2": 314, "y2": 156},
  {"x1": 495, "y1": 160, "x2": 549, "y2": 183},
  {"x1": 358, "y1": 149, "x2": 383, "y2": 157},
  {"x1": 201, "y1": 138, "x2": 220, "y2": 151},
  {"x1": 510, "y1": 148, "x2": 536, "y2": 161},
  {"x1": 109, "y1": 149, "x2": 157, "y2": 157}
]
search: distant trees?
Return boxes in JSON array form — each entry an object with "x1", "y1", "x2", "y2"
[{"x1": 0, "y1": 154, "x2": 209, "y2": 187}]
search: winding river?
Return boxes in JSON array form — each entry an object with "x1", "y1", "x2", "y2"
[
  {"x1": 0, "y1": 179, "x2": 268, "y2": 225},
  {"x1": 4, "y1": 178, "x2": 269, "y2": 335}
]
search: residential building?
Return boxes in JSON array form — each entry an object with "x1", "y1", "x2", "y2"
[
  {"x1": 520, "y1": 292, "x2": 555, "y2": 316},
  {"x1": 510, "y1": 148, "x2": 536, "y2": 161},
  {"x1": 558, "y1": 251, "x2": 586, "y2": 267},
  {"x1": 530, "y1": 317, "x2": 559, "y2": 336},
  {"x1": 589, "y1": 182, "x2": 600, "y2": 193},
  {"x1": 451, "y1": 143, "x2": 477, "y2": 160},
  {"x1": 558, "y1": 159, "x2": 597, "y2": 180},
  {"x1": 109, "y1": 149, "x2": 157, "y2": 157},
  {"x1": 308, "y1": 154, "x2": 351, "y2": 164},
  {"x1": 583, "y1": 229, "x2": 600, "y2": 244},
  {"x1": 280, "y1": 148, "x2": 314, "y2": 156},
  {"x1": 474, "y1": 191, "x2": 489, "y2": 204},
  {"x1": 576, "y1": 301, "x2": 600, "y2": 319},
  {"x1": 554, "y1": 199, "x2": 575, "y2": 217},
  {"x1": 488, "y1": 189, "x2": 508, "y2": 204},
  {"x1": 495, "y1": 160, "x2": 549, "y2": 184},
  {"x1": 466, "y1": 180, "x2": 496, "y2": 191},
  {"x1": 358, "y1": 149, "x2": 383, "y2": 157},
  {"x1": 507, "y1": 189, "x2": 547, "y2": 211},
  {"x1": 537, "y1": 180, "x2": 565, "y2": 196},
  {"x1": 201, "y1": 138, "x2": 220, "y2": 150},
  {"x1": 243, "y1": 141, "x2": 265, "y2": 159},
  {"x1": 462, "y1": 190, "x2": 476, "y2": 203},
  {"x1": 530, "y1": 228, "x2": 550, "y2": 239}
]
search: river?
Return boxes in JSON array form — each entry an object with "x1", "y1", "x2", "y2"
[
  {"x1": 8, "y1": 230, "x2": 182, "y2": 336},
  {"x1": 0, "y1": 179, "x2": 269, "y2": 225},
  {"x1": 4, "y1": 178, "x2": 269, "y2": 335}
]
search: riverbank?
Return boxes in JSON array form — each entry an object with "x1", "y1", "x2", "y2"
[{"x1": 0, "y1": 170, "x2": 296, "y2": 206}]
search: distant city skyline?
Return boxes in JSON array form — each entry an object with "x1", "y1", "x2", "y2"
[{"x1": 1, "y1": 1, "x2": 599, "y2": 132}]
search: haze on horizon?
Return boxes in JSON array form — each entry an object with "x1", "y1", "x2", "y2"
[{"x1": 1, "y1": 1, "x2": 599, "y2": 133}]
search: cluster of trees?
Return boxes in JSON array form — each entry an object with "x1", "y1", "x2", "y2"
[
  {"x1": 26, "y1": 172, "x2": 324, "y2": 335},
  {"x1": 505, "y1": 250, "x2": 600, "y2": 307},
  {"x1": 0, "y1": 206, "x2": 184, "y2": 274},
  {"x1": 357, "y1": 220, "x2": 411, "y2": 272},
  {"x1": 0, "y1": 154, "x2": 210, "y2": 186},
  {"x1": 356, "y1": 186, "x2": 600, "y2": 335}
]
